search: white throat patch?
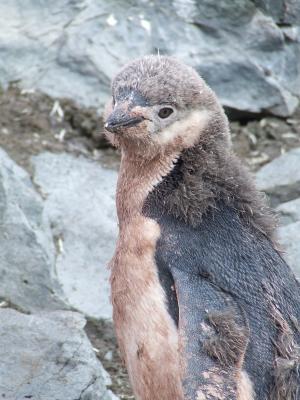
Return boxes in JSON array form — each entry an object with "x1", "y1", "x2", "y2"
[{"x1": 155, "y1": 109, "x2": 210, "y2": 148}]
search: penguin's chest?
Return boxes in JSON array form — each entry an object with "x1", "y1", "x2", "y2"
[{"x1": 110, "y1": 216, "x2": 183, "y2": 400}]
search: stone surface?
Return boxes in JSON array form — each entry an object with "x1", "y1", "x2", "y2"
[
  {"x1": 0, "y1": 148, "x2": 67, "y2": 312},
  {"x1": 277, "y1": 198, "x2": 300, "y2": 225},
  {"x1": 0, "y1": 308, "x2": 118, "y2": 400},
  {"x1": 0, "y1": 1, "x2": 299, "y2": 116},
  {"x1": 278, "y1": 221, "x2": 300, "y2": 277},
  {"x1": 32, "y1": 152, "x2": 118, "y2": 320},
  {"x1": 256, "y1": 148, "x2": 300, "y2": 206},
  {"x1": 254, "y1": 0, "x2": 300, "y2": 24}
]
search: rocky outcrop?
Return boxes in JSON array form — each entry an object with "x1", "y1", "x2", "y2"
[
  {"x1": 0, "y1": 0, "x2": 299, "y2": 117},
  {"x1": 0, "y1": 148, "x2": 67, "y2": 312},
  {"x1": 0, "y1": 309, "x2": 117, "y2": 400},
  {"x1": 31, "y1": 152, "x2": 118, "y2": 320},
  {"x1": 257, "y1": 147, "x2": 300, "y2": 276},
  {"x1": 0, "y1": 145, "x2": 117, "y2": 319},
  {"x1": 275, "y1": 190, "x2": 300, "y2": 276},
  {"x1": 277, "y1": 198, "x2": 300, "y2": 225},
  {"x1": 256, "y1": 148, "x2": 300, "y2": 206},
  {"x1": 278, "y1": 221, "x2": 300, "y2": 277},
  {"x1": 0, "y1": 148, "x2": 119, "y2": 398},
  {"x1": 253, "y1": 0, "x2": 300, "y2": 24}
]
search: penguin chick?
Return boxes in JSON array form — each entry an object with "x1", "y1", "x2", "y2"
[{"x1": 104, "y1": 55, "x2": 300, "y2": 400}]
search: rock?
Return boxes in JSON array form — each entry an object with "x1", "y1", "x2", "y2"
[
  {"x1": 0, "y1": 148, "x2": 67, "y2": 312},
  {"x1": 0, "y1": 308, "x2": 118, "y2": 399},
  {"x1": 253, "y1": 0, "x2": 300, "y2": 24},
  {"x1": 278, "y1": 221, "x2": 300, "y2": 277},
  {"x1": 277, "y1": 198, "x2": 300, "y2": 225},
  {"x1": 32, "y1": 152, "x2": 118, "y2": 320},
  {"x1": 0, "y1": 1, "x2": 299, "y2": 116},
  {"x1": 256, "y1": 148, "x2": 300, "y2": 206}
]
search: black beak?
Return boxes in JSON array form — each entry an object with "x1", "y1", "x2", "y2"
[{"x1": 105, "y1": 109, "x2": 144, "y2": 133}]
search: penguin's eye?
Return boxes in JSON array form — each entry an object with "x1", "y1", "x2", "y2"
[{"x1": 158, "y1": 107, "x2": 173, "y2": 119}]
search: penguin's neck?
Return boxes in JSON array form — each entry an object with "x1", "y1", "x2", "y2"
[
  {"x1": 142, "y1": 141, "x2": 276, "y2": 242},
  {"x1": 142, "y1": 144, "x2": 223, "y2": 225},
  {"x1": 116, "y1": 149, "x2": 179, "y2": 227},
  {"x1": 116, "y1": 137, "x2": 275, "y2": 241}
]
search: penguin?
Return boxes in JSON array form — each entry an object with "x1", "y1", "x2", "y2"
[{"x1": 104, "y1": 55, "x2": 300, "y2": 400}]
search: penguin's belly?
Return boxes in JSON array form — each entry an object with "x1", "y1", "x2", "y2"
[{"x1": 110, "y1": 216, "x2": 183, "y2": 400}]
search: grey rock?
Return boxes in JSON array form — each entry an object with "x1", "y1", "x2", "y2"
[
  {"x1": 0, "y1": 0, "x2": 299, "y2": 116},
  {"x1": 0, "y1": 148, "x2": 67, "y2": 312},
  {"x1": 256, "y1": 148, "x2": 300, "y2": 206},
  {"x1": 253, "y1": 0, "x2": 300, "y2": 24},
  {"x1": 278, "y1": 221, "x2": 300, "y2": 277},
  {"x1": 32, "y1": 152, "x2": 118, "y2": 320},
  {"x1": 0, "y1": 308, "x2": 118, "y2": 400},
  {"x1": 277, "y1": 198, "x2": 300, "y2": 225}
]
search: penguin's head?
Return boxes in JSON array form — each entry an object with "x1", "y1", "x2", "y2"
[{"x1": 104, "y1": 55, "x2": 229, "y2": 156}]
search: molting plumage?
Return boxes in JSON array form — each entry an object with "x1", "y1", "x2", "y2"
[{"x1": 104, "y1": 55, "x2": 300, "y2": 400}]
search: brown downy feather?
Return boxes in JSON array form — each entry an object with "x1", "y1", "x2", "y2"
[
  {"x1": 272, "y1": 313, "x2": 300, "y2": 400},
  {"x1": 204, "y1": 310, "x2": 249, "y2": 369},
  {"x1": 266, "y1": 294, "x2": 300, "y2": 400}
]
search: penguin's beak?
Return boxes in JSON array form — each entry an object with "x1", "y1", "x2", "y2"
[{"x1": 105, "y1": 106, "x2": 144, "y2": 133}]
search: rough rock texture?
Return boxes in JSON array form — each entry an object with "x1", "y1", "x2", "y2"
[
  {"x1": 276, "y1": 197, "x2": 300, "y2": 275},
  {"x1": 256, "y1": 147, "x2": 300, "y2": 206},
  {"x1": 32, "y1": 152, "x2": 118, "y2": 320},
  {"x1": 278, "y1": 221, "x2": 300, "y2": 277},
  {"x1": 0, "y1": 148, "x2": 67, "y2": 312},
  {"x1": 253, "y1": 0, "x2": 300, "y2": 24},
  {"x1": 0, "y1": 0, "x2": 299, "y2": 116},
  {"x1": 0, "y1": 308, "x2": 118, "y2": 400},
  {"x1": 256, "y1": 147, "x2": 300, "y2": 272},
  {"x1": 277, "y1": 198, "x2": 300, "y2": 225}
]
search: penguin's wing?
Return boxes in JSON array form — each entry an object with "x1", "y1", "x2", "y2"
[
  {"x1": 171, "y1": 266, "x2": 248, "y2": 400},
  {"x1": 156, "y1": 216, "x2": 249, "y2": 399},
  {"x1": 154, "y1": 204, "x2": 300, "y2": 399}
]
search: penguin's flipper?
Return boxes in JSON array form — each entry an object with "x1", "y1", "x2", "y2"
[{"x1": 172, "y1": 266, "x2": 249, "y2": 400}]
